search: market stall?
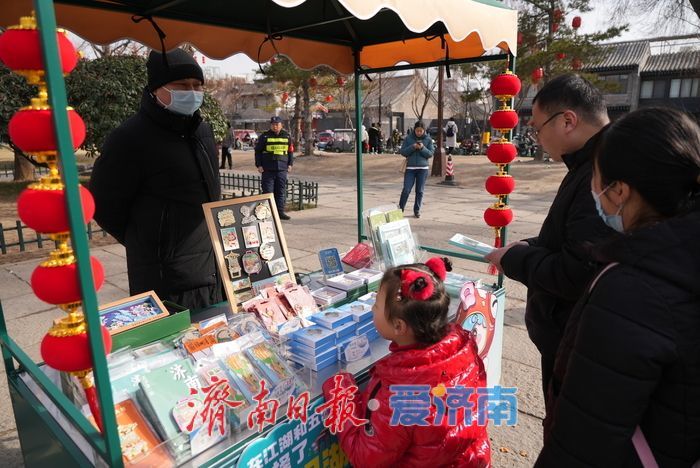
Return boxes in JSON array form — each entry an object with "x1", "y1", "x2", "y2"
[{"x1": 0, "y1": 1, "x2": 519, "y2": 466}]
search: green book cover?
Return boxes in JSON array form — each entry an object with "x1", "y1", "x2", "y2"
[
  {"x1": 138, "y1": 358, "x2": 200, "y2": 450},
  {"x1": 385, "y1": 208, "x2": 404, "y2": 223},
  {"x1": 368, "y1": 212, "x2": 387, "y2": 230}
]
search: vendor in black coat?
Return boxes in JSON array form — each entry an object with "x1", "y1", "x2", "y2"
[
  {"x1": 486, "y1": 74, "x2": 614, "y2": 411},
  {"x1": 90, "y1": 48, "x2": 222, "y2": 311},
  {"x1": 537, "y1": 107, "x2": 700, "y2": 467}
]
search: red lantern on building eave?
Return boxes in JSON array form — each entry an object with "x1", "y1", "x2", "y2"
[
  {"x1": 325, "y1": 95, "x2": 333, "y2": 103},
  {"x1": 531, "y1": 67, "x2": 544, "y2": 83},
  {"x1": 0, "y1": 28, "x2": 78, "y2": 75},
  {"x1": 18, "y1": 185, "x2": 95, "y2": 233},
  {"x1": 572, "y1": 16, "x2": 582, "y2": 29},
  {"x1": 489, "y1": 109, "x2": 519, "y2": 132},
  {"x1": 31, "y1": 257, "x2": 105, "y2": 305},
  {"x1": 486, "y1": 141, "x2": 517, "y2": 165},
  {"x1": 9, "y1": 107, "x2": 85, "y2": 153},
  {"x1": 485, "y1": 174, "x2": 516, "y2": 196},
  {"x1": 490, "y1": 72, "x2": 522, "y2": 101},
  {"x1": 556, "y1": 52, "x2": 566, "y2": 61},
  {"x1": 552, "y1": 22, "x2": 560, "y2": 33},
  {"x1": 553, "y1": 8, "x2": 564, "y2": 22}
]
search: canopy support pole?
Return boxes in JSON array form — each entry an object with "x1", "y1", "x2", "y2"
[{"x1": 354, "y1": 50, "x2": 364, "y2": 243}]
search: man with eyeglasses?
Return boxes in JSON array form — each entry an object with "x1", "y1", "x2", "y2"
[{"x1": 485, "y1": 74, "x2": 613, "y2": 424}]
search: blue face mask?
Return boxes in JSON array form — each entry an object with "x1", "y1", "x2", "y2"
[
  {"x1": 591, "y1": 183, "x2": 625, "y2": 232},
  {"x1": 163, "y1": 88, "x2": 204, "y2": 116}
]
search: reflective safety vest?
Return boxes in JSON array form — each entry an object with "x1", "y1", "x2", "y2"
[{"x1": 265, "y1": 136, "x2": 290, "y2": 159}]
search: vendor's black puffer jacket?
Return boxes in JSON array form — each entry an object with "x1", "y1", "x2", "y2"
[
  {"x1": 90, "y1": 89, "x2": 222, "y2": 310},
  {"x1": 537, "y1": 211, "x2": 700, "y2": 467}
]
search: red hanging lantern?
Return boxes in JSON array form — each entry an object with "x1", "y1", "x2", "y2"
[
  {"x1": 552, "y1": 23, "x2": 560, "y2": 33},
  {"x1": 572, "y1": 58, "x2": 583, "y2": 70},
  {"x1": 490, "y1": 72, "x2": 522, "y2": 101},
  {"x1": 17, "y1": 185, "x2": 95, "y2": 233},
  {"x1": 41, "y1": 328, "x2": 112, "y2": 373},
  {"x1": 531, "y1": 67, "x2": 544, "y2": 83},
  {"x1": 336, "y1": 76, "x2": 345, "y2": 86},
  {"x1": 486, "y1": 141, "x2": 517, "y2": 165},
  {"x1": 281, "y1": 92, "x2": 289, "y2": 103},
  {"x1": 484, "y1": 206, "x2": 514, "y2": 228},
  {"x1": 517, "y1": 32, "x2": 524, "y2": 45},
  {"x1": 309, "y1": 77, "x2": 317, "y2": 87},
  {"x1": 485, "y1": 174, "x2": 516, "y2": 196},
  {"x1": 31, "y1": 257, "x2": 105, "y2": 305},
  {"x1": 325, "y1": 95, "x2": 333, "y2": 103},
  {"x1": 553, "y1": 8, "x2": 564, "y2": 22},
  {"x1": 572, "y1": 16, "x2": 582, "y2": 29},
  {"x1": 489, "y1": 109, "x2": 519, "y2": 131},
  {"x1": 556, "y1": 52, "x2": 567, "y2": 61},
  {"x1": 9, "y1": 108, "x2": 86, "y2": 153},
  {"x1": 270, "y1": 57, "x2": 277, "y2": 64},
  {"x1": 0, "y1": 19, "x2": 78, "y2": 75}
]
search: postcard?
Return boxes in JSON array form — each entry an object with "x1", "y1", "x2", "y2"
[{"x1": 99, "y1": 291, "x2": 168, "y2": 335}]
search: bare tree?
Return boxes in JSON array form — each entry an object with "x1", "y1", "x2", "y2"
[
  {"x1": 609, "y1": 0, "x2": 699, "y2": 33},
  {"x1": 411, "y1": 69, "x2": 439, "y2": 121},
  {"x1": 207, "y1": 76, "x2": 247, "y2": 118},
  {"x1": 79, "y1": 40, "x2": 147, "y2": 58}
]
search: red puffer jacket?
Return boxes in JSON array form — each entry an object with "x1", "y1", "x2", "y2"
[{"x1": 322, "y1": 324, "x2": 490, "y2": 467}]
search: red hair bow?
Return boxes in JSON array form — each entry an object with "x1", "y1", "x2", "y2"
[
  {"x1": 400, "y1": 269, "x2": 434, "y2": 301},
  {"x1": 425, "y1": 257, "x2": 447, "y2": 280}
]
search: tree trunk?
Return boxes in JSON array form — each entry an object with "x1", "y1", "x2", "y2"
[
  {"x1": 293, "y1": 89, "x2": 302, "y2": 151},
  {"x1": 302, "y1": 80, "x2": 313, "y2": 156},
  {"x1": 431, "y1": 66, "x2": 444, "y2": 177},
  {"x1": 13, "y1": 150, "x2": 34, "y2": 182}
]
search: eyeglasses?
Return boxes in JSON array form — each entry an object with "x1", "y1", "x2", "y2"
[{"x1": 531, "y1": 111, "x2": 564, "y2": 137}]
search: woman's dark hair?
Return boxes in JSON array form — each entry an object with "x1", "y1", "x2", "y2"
[
  {"x1": 379, "y1": 258, "x2": 452, "y2": 344},
  {"x1": 595, "y1": 107, "x2": 700, "y2": 224}
]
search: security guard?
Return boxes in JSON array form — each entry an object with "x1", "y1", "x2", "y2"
[{"x1": 255, "y1": 116, "x2": 294, "y2": 220}]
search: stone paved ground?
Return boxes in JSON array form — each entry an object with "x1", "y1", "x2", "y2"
[{"x1": 0, "y1": 151, "x2": 567, "y2": 467}]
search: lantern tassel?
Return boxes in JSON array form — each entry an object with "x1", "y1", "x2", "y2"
[
  {"x1": 487, "y1": 228, "x2": 501, "y2": 275},
  {"x1": 76, "y1": 371, "x2": 103, "y2": 432}
]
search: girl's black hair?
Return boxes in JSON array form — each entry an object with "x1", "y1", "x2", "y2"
[
  {"x1": 595, "y1": 107, "x2": 700, "y2": 226},
  {"x1": 380, "y1": 258, "x2": 452, "y2": 344}
]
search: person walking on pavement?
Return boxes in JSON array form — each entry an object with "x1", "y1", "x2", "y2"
[
  {"x1": 255, "y1": 116, "x2": 293, "y2": 220},
  {"x1": 485, "y1": 74, "x2": 614, "y2": 421},
  {"x1": 90, "y1": 48, "x2": 223, "y2": 311},
  {"x1": 444, "y1": 117, "x2": 459, "y2": 155},
  {"x1": 398, "y1": 121, "x2": 434, "y2": 218},
  {"x1": 219, "y1": 121, "x2": 234, "y2": 170}
]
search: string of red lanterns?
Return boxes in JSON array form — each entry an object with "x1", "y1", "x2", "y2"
[
  {"x1": 486, "y1": 69, "x2": 521, "y2": 273},
  {"x1": 0, "y1": 12, "x2": 111, "y2": 430}
]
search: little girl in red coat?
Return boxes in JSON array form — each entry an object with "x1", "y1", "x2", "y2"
[{"x1": 322, "y1": 257, "x2": 491, "y2": 467}]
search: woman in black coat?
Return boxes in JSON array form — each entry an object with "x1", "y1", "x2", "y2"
[{"x1": 536, "y1": 107, "x2": 700, "y2": 467}]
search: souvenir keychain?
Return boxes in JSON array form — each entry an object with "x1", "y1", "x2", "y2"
[
  {"x1": 240, "y1": 205, "x2": 257, "y2": 224},
  {"x1": 255, "y1": 202, "x2": 271, "y2": 220},
  {"x1": 217, "y1": 209, "x2": 236, "y2": 227},
  {"x1": 225, "y1": 252, "x2": 242, "y2": 279},
  {"x1": 259, "y1": 243, "x2": 275, "y2": 261},
  {"x1": 242, "y1": 250, "x2": 262, "y2": 275}
]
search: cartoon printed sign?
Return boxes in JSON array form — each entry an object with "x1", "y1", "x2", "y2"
[{"x1": 453, "y1": 281, "x2": 504, "y2": 386}]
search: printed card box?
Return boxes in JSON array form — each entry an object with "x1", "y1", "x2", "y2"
[
  {"x1": 288, "y1": 341, "x2": 337, "y2": 362},
  {"x1": 309, "y1": 309, "x2": 353, "y2": 329},
  {"x1": 289, "y1": 351, "x2": 338, "y2": 372},
  {"x1": 357, "y1": 291, "x2": 377, "y2": 305},
  {"x1": 245, "y1": 341, "x2": 295, "y2": 388},
  {"x1": 311, "y1": 286, "x2": 347, "y2": 306},
  {"x1": 345, "y1": 268, "x2": 383, "y2": 285},
  {"x1": 366, "y1": 329, "x2": 381, "y2": 342},
  {"x1": 290, "y1": 326, "x2": 336, "y2": 350},
  {"x1": 338, "y1": 301, "x2": 373, "y2": 323},
  {"x1": 357, "y1": 321, "x2": 376, "y2": 336},
  {"x1": 323, "y1": 273, "x2": 365, "y2": 292},
  {"x1": 222, "y1": 353, "x2": 266, "y2": 403},
  {"x1": 333, "y1": 321, "x2": 357, "y2": 340}
]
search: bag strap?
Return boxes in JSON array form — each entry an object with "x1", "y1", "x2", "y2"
[
  {"x1": 588, "y1": 262, "x2": 619, "y2": 293},
  {"x1": 591, "y1": 264, "x2": 659, "y2": 468},
  {"x1": 632, "y1": 426, "x2": 659, "y2": 468}
]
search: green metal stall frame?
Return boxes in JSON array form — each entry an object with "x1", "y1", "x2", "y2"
[{"x1": 0, "y1": 1, "x2": 517, "y2": 466}]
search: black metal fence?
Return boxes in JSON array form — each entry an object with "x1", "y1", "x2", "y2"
[
  {"x1": 0, "y1": 166, "x2": 51, "y2": 178},
  {"x1": 219, "y1": 173, "x2": 319, "y2": 210},
  {"x1": 0, "y1": 220, "x2": 107, "y2": 255}
]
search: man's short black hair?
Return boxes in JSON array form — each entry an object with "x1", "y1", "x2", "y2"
[{"x1": 533, "y1": 74, "x2": 607, "y2": 125}]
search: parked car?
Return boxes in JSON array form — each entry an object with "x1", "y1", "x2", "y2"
[
  {"x1": 316, "y1": 130, "x2": 335, "y2": 150},
  {"x1": 325, "y1": 128, "x2": 355, "y2": 153},
  {"x1": 233, "y1": 129, "x2": 258, "y2": 150}
]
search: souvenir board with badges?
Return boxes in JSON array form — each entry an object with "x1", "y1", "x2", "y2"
[{"x1": 203, "y1": 194, "x2": 296, "y2": 311}]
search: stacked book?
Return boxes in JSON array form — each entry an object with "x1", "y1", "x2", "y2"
[{"x1": 287, "y1": 325, "x2": 338, "y2": 372}]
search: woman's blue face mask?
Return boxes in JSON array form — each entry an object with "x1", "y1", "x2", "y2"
[{"x1": 591, "y1": 182, "x2": 625, "y2": 233}]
